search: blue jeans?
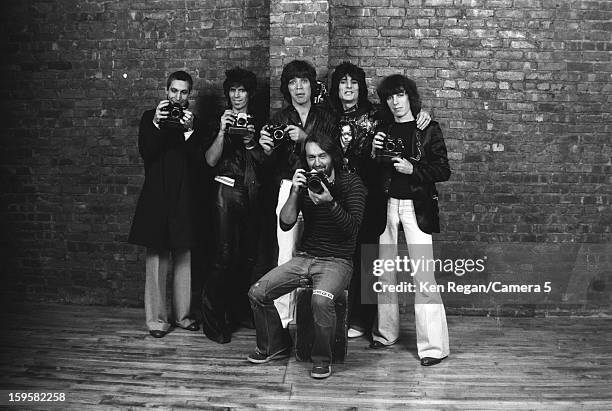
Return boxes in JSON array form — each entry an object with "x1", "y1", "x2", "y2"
[{"x1": 249, "y1": 252, "x2": 353, "y2": 366}]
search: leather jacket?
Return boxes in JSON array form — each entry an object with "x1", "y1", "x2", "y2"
[
  {"x1": 204, "y1": 109, "x2": 267, "y2": 204},
  {"x1": 372, "y1": 120, "x2": 450, "y2": 235},
  {"x1": 267, "y1": 104, "x2": 337, "y2": 184}
]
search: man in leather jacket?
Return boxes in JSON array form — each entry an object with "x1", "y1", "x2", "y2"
[
  {"x1": 369, "y1": 74, "x2": 450, "y2": 367},
  {"x1": 327, "y1": 61, "x2": 432, "y2": 339},
  {"x1": 201, "y1": 67, "x2": 267, "y2": 343}
]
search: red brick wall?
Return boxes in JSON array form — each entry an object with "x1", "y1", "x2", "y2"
[{"x1": 1, "y1": 0, "x2": 610, "y2": 310}]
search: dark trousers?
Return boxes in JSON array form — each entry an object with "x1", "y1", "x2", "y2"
[
  {"x1": 249, "y1": 253, "x2": 352, "y2": 366},
  {"x1": 347, "y1": 229, "x2": 378, "y2": 333},
  {"x1": 202, "y1": 183, "x2": 258, "y2": 336}
]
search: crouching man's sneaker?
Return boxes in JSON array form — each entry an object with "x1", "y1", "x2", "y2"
[
  {"x1": 247, "y1": 347, "x2": 290, "y2": 364},
  {"x1": 347, "y1": 327, "x2": 364, "y2": 338},
  {"x1": 311, "y1": 364, "x2": 331, "y2": 379}
]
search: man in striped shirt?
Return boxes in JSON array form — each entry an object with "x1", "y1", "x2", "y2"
[{"x1": 247, "y1": 133, "x2": 367, "y2": 379}]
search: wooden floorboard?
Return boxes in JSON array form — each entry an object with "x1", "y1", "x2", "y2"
[{"x1": 0, "y1": 303, "x2": 611, "y2": 410}]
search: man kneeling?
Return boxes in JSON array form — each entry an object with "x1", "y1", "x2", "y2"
[{"x1": 247, "y1": 133, "x2": 366, "y2": 379}]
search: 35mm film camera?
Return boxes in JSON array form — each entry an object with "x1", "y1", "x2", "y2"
[
  {"x1": 160, "y1": 102, "x2": 187, "y2": 130},
  {"x1": 375, "y1": 133, "x2": 406, "y2": 162},
  {"x1": 266, "y1": 122, "x2": 289, "y2": 147},
  {"x1": 227, "y1": 112, "x2": 254, "y2": 137},
  {"x1": 305, "y1": 169, "x2": 331, "y2": 194}
]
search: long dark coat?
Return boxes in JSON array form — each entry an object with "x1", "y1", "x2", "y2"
[{"x1": 128, "y1": 109, "x2": 203, "y2": 250}]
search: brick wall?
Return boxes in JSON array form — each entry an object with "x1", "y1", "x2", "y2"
[
  {"x1": 269, "y1": 0, "x2": 330, "y2": 109},
  {"x1": 1, "y1": 0, "x2": 270, "y2": 305},
  {"x1": 1, "y1": 0, "x2": 610, "y2": 311},
  {"x1": 330, "y1": 0, "x2": 611, "y2": 244},
  {"x1": 330, "y1": 0, "x2": 612, "y2": 312}
]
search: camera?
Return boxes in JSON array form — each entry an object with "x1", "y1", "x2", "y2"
[
  {"x1": 227, "y1": 113, "x2": 254, "y2": 137},
  {"x1": 266, "y1": 123, "x2": 289, "y2": 146},
  {"x1": 306, "y1": 169, "x2": 330, "y2": 195},
  {"x1": 235, "y1": 112, "x2": 253, "y2": 127},
  {"x1": 160, "y1": 102, "x2": 186, "y2": 130},
  {"x1": 376, "y1": 134, "x2": 405, "y2": 162}
]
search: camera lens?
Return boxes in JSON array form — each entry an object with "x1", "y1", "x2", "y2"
[
  {"x1": 170, "y1": 107, "x2": 181, "y2": 118},
  {"x1": 273, "y1": 129, "x2": 285, "y2": 140},
  {"x1": 307, "y1": 175, "x2": 324, "y2": 194},
  {"x1": 385, "y1": 141, "x2": 396, "y2": 151}
]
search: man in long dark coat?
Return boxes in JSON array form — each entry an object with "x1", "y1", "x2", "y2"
[{"x1": 128, "y1": 70, "x2": 202, "y2": 338}]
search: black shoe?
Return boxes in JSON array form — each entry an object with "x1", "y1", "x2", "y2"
[
  {"x1": 368, "y1": 340, "x2": 394, "y2": 349},
  {"x1": 420, "y1": 356, "x2": 447, "y2": 366},
  {"x1": 149, "y1": 330, "x2": 168, "y2": 338},
  {"x1": 311, "y1": 365, "x2": 331, "y2": 379},
  {"x1": 183, "y1": 322, "x2": 200, "y2": 332},
  {"x1": 247, "y1": 347, "x2": 290, "y2": 364}
]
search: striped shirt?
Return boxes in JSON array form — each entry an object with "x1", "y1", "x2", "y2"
[{"x1": 295, "y1": 171, "x2": 367, "y2": 259}]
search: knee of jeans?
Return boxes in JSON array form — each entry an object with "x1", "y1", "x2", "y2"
[
  {"x1": 311, "y1": 291, "x2": 335, "y2": 313},
  {"x1": 248, "y1": 281, "x2": 266, "y2": 306}
]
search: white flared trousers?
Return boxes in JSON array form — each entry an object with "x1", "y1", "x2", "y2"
[
  {"x1": 371, "y1": 198, "x2": 449, "y2": 359},
  {"x1": 273, "y1": 179, "x2": 303, "y2": 328}
]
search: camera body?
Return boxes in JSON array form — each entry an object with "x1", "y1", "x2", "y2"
[
  {"x1": 230, "y1": 112, "x2": 254, "y2": 129},
  {"x1": 266, "y1": 122, "x2": 289, "y2": 146},
  {"x1": 160, "y1": 102, "x2": 186, "y2": 130},
  {"x1": 227, "y1": 113, "x2": 254, "y2": 137},
  {"x1": 376, "y1": 134, "x2": 405, "y2": 162},
  {"x1": 306, "y1": 169, "x2": 331, "y2": 195}
]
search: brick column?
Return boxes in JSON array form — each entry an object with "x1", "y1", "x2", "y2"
[{"x1": 269, "y1": 0, "x2": 330, "y2": 113}]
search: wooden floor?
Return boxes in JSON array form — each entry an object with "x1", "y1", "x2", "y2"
[{"x1": 0, "y1": 304, "x2": 611, "y2": 410}]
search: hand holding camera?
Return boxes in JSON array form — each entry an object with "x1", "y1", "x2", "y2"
[
  {"x1": 291, "y1": 169, "x2": 332, "y2": 205},
  {"x1": 371, "y1": 131, "x2": 385, "y2": 157},
  {"x1": 305, "y1": 169, "x2": 330, "y2": 195},
  {"x1": 284, "y1": 125, "x2": 307, "y2": 142},
  {"x1": 154, "y1": 100, "x2": 171, "y2": 127},
  {"x1": 219, "y1": 109, "x2": 236, "y2": 133},
  {"x1": 260, "y1": 123, "x2": 290, "y2": 153},
  {"x1": 223, "y1": 111, "x2": 256, "y2": 147},
  {"x1": 291, "y1": 168, "x2": 308, "y2": 192},
  {"x1": 372, "y1": 130, "x2": 405, "y2": 162},
  {"x1": 157, "y1": 100, "x2": 191, "y2": 130},
  {"x1": 306, "y1": 170, "x2": 333, "y2": 205},
  {"x1": 258, "y1": 128, "x2": 274, "y2": 155},
  {"x1": 227, "y1": 112, "x2": 254, "y2": 134},
  {"x1": 182, "y1": 109, "x2": 194, "y2": 131}
]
